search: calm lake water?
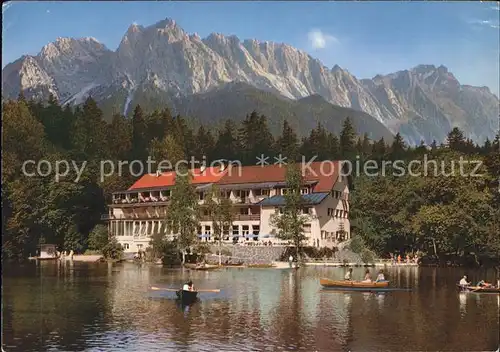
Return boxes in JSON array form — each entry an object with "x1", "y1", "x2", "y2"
[{"x1": 2, "y1": 262, "x2": 499, "y2": 351}]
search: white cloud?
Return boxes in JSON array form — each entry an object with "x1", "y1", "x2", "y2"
[
  {"x1": 46, "y1": 10, "x2": 50, "y2": 14},
  {"x1": 468, "y1": 18, "x2": 500, "y2": 29},
  {"x1": 307, "y1": 29, "x2": 338, "y2": 50}
]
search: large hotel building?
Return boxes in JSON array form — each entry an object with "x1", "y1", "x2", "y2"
[{"x1": 105, "y1": 161, "x2": 350, "y2": 253}]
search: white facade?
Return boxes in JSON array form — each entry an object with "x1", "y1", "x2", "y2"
[{"x1": 106, "y1": 170, "x2": 351, "y2": 253}]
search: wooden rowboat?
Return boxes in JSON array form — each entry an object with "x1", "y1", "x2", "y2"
[
  {"x1": 457, "y1": 285, "x2": 500, "y2": 294},
  {"x1": 175, "y1": 290, "x2": 199, "y2": 305},
  {"x1": 320, "y1": 278, "x2": 390, "y2": 291},
  {"x1": 193, "y1": 264, "x2": 220, "y2": 271},
  {"x1": 184, "y1": 263, "x2": 220, "y2": 270}
]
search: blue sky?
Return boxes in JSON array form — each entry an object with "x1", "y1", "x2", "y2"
[{"x1": 3, "y1": 1, "x2": 499, "y2": 95}]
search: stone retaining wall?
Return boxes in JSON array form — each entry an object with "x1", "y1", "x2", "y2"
[
  {"x1": 206, "y1": 245, "x2": 286, "y2": 265},
  {"x1": 205, "y1": 245, "x2": 363, "y2": 265}
]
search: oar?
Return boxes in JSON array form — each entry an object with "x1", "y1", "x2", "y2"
[{"x1": 150, "y1": 286, "x2": 220, "y2": 293}]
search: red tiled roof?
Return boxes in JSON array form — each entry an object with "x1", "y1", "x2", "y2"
[
  {"x1": 127, "y1": 162, "x2": 341, "y2": 193},
  {"x1": 218, "y1": 162, "x2": 340, "y2": 192},
  {"x1": 128, "y1": 166, "x2": 228, "y2": 190}
]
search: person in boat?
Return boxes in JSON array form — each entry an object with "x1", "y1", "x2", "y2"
[
  {"x1": 477, "y1": 280, "x2": 493, "y2": 288},
  {"x1": 375, "y1": 269, "x2": 385, "y2": 282},
  {"x1": 459, "y1": 275, "x2": 471, "y2": 287},
  {"x1": 182, "y1": 280, "x2": 194, "y2": 291},
  {"x1": 362, "y1": 269, "x2": 372, "y2": 282},
  {"x1": 344, "y1": 268, "x2": 353, "y2": 281}
]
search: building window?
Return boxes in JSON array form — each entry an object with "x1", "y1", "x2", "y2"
[
  {"x1": 203, "y1": 208, "x2": 210, "y2": 216},
  {"x1": 303, "y1": 224, "x2": 311, "y2": 233},
  {"x1": 199, "y1": 192, "x2": 205, "y2": 201},
  {"x1": 242, "y1": 225, "x2": 249, "y2": 235},
  {"x1": 240, "y1": 208, "x2": 249, "y2": 215},
  {"x1": 300, "y1": 188, "x2": 309, "y2": 194},
  {"x1": 137, "y1": 244, "x2": 143, "y2": 250},
  {"x1": 232, "y1": 225, "x2": 239, "y2": 236},
  {"x1": 256, "y1": 189, "x2": 269, "y2": 196},
  {"x1": 204, "y1": 225, "x2": 211, "y2": 235},
  {"x1": 252, "y1": 225, "x2": 260, "y2": 235},
  {"x1": 327, "y1": 208, "x2": 334, "y2": 216},
  {"x1": 302, "y1": 207, "x2": 311, "y2": 215},
  {"x1": 197, "y1": 226, "x2": 202, "y2": 234},
  {"x1": 335, "y1": 209, "x2": 340, "y2": 218},
  {"x1": 331, "y1": 190, "x2": 342, "y2": 199},
  {"x1": 123, "y1": 243, "x2": 130, "y2": 250}
]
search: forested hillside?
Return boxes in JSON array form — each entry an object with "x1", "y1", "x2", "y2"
[{"x1": 2, "y1": 94, "x2": 499, "y2": 265}]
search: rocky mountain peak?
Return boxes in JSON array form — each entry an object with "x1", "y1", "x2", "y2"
[
  {"x1": 154, "y1": 17, "x2": 177, "y2": 28},
  {"x1": 2, "y1": 18, "x2": 498, "y2": 146}
]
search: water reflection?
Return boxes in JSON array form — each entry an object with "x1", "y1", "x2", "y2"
[
  {"x1": 459, "y1": 292, "x2": 467, "y2": 316},
  {"x1": 2, "y1": 263, "x2": 499, "y2": 351}
]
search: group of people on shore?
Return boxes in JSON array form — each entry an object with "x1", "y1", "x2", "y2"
[
  {"x1": 344, "y1": 268, "x2": 386, "y2": 283},
  {"x1": 390, "y1": 253, "x2": 418, "y2": 265}
]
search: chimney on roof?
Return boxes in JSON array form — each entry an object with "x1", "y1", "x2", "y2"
[
  {"x1": 200, "y1": 165, "x2": 206, "y2": 173},
  {"x1": 156, "y1": 170, "x2": 160, "y2": 177}
]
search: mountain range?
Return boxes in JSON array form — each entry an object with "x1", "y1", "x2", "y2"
[{"x1": 2, "y1": 18, "x2": 498, "y2": 144}]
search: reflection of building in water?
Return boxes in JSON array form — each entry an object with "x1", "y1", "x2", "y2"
[
  {"x1": 299, "y1": 275, "x2": 321, "y2": 326},
  {"x1": 255, "y1": 272, "x2": 281, "y2": 326}
]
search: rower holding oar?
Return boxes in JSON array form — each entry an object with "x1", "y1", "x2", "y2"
[
  {"x1": 459, "y1": 275, "x2": 471, "y2": 287},
  {"x1": 183, "y1": 280, "x2": 194, "y2": 291},
  {"x1": 150, "y1": 285, "x2": 220, "y2": 293}
]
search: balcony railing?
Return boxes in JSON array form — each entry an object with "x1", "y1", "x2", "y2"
[
  {"x1": 102, "y1": 214, "x2": 166, "y2": 220},
  {"x1": 201, "y1": 214, "x2": 260, "y2": 221}
]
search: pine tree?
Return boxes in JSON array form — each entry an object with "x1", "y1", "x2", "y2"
[
  {"x1": 339, "y1": 117, "x2": 357, "y2": 160},
  {"x1": 131, "y1": 104, "x2": 148, "y2": 161},
  {"x1": 194, "y1": 125, "x2": 216, "y2": 162},
  {"x1": 238, "y1": 111, "x2": 275, "y2": 165},
  {"x1": 172, "y1": 115, "x2": 195, "y2": 158},
  {"x1": 214, "y1": 120, "x2": 240, "y2": 162},
  {"x1": 446, "y1": 127, "x2": 466, "y2": 152},
  {"x1": 300, "y1": 122, "x2": 330, "y2": 161},
  {"x1": 389, "y1": 132, "x2": 407, "y2": 160},
  {"x1": 71, "y1": 96, "x2": 108, "y2": 159},
  {"x1": 107, "y1": 114, "x2": 132, "y2": 160},
  {"x1": 276, "y1": 120, "x2": 299, "y2": 161},
  {"x1": 326, "y1": 133, "x2": 340, "y2": 160},
  {"x1": 372, "y1": 137, "x2": 387, "y2": 162}
]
